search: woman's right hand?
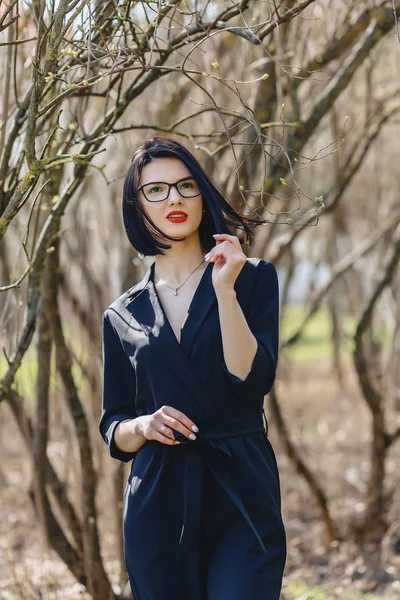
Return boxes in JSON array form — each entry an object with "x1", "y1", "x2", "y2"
[{"x1": 135, "y1": 406, "x2": 199, "y2": 446}]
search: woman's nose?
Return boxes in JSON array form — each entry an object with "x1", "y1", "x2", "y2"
[{"x1": 168, "y1": 187, "x2": 183, "y2": 203}]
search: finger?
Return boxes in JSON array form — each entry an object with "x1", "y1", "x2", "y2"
[
  {"x1": 156, "y1": 420, "x2": 176, "y2": 440},
  {"x1": 152, "y1": 431, "x2": 180, "y2": 445},
  {"x1": 205, "y1": 241, "x2": 228, "y2": 261},
  {"x1": 160, "y1": 406, "x2": 199, "y2": 434},
  {"x1": 162, "y1": 414, "x2": 197, "y2": 440},
  {"x1": 213, "y1": 234, "x2": 242, "y2": 250},
  {"x1": 208, "y1": 244, "x2": 246, "y2": 264},
  {"x1": 207, "y1": 248, "x2": 228, "y2": 263}
]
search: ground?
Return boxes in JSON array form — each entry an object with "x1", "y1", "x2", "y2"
[{"x1": 1, "y1": 323, "x2": 399, "y2": 599}]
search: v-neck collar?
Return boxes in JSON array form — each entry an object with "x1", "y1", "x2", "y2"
[
  {"x1": 150, "y1": 261, "x2": 213, "y2": 348},
  {"x1": 124, "y1": 259, "x2": 217, "y2": 358},
  {"x1": 151, "y1": 260, "x2": 213, "y2": 347}
]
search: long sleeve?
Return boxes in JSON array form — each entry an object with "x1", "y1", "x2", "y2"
[
  {"x1": 221, "y1": 259, "x2": 279, "y2": 400},
  {"x1": 99, "y1": 309, "x2": 138, "y2": 462}
]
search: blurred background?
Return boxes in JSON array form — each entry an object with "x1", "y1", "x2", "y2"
[{"x1": 1, "y1": 1, "x2": 399, "y2": 599}]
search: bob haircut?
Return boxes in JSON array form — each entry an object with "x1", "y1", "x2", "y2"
[{"x1": 122, "y1": 136, "x2": 267, "y2": 256}]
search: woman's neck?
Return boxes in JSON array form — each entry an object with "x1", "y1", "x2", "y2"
[{"x1": 154, "y1": 245, "x2": 207, "y2": 284}]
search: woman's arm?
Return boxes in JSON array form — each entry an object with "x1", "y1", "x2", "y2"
[
  {"x1": 113, "y1": 417, "x2": 148, "y2": 453},
  {"x1": 216, "y1": 287, "x2": 258, "y2": 381},
  {"x1": 217, "y1": 259, "x2": 280, "y2": 399},
  {"x1": 100, "y1": 310, "x2": 142, "y2": 462}
]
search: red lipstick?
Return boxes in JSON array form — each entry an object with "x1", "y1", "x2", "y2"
[{"x1": 167, "y1": 211, "x2": 188, "y2": 223}]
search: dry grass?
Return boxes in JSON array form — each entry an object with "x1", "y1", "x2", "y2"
[
  {"x1": 274, "y1": 354, "x2": 400, "y2": 599},
  {"x1": 1, "y1": 355, "x2": 399, "y2": 599}
]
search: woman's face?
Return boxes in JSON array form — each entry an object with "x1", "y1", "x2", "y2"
[{"x1": 137, "y1": 157, "x2": 204, "y2": 246}]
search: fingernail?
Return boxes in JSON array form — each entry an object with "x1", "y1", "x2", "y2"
[
  {"x1": 189, "y1": 433, "x2": 197, "y2": 440},
  {"x1": 192, "y1": 425, "x2": 199, "y2": 433},
  {"x1": 213, "y1": 234, "x2": 221, "y2": 237}
]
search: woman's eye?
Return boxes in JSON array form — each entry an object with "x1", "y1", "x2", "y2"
[{"x1": 149, "y1": 186, "x2": 161, "y2": 193}]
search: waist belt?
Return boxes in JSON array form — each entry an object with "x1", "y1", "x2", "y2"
[{"x1": 175, "y1": 412, "x2": 268, "y2": 555}]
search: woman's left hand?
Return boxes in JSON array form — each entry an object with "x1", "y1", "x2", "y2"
[{"x1": 205, "y1": 233, "x2": 247, "y2": 291}]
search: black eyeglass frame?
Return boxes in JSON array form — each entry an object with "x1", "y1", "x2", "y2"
[{"x1": 137, "y1": 176, "x2": 202, "y2": 202}]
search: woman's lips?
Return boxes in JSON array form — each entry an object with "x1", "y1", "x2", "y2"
[{"x1": 167, "y1": 215, "x2": 188, "y2": 223}]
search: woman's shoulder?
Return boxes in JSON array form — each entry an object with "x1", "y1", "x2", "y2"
[
  {"x1": 245, "y1": 256, "x2": 277, "y2": 276},
  {"x1": 103, "y1": 265, "x2": 152, "y2": 320},
  {"x1": 244, "y1": 258, "x2": 278, "y2": 298},
  {"x1": 102, "y1": 281, "x2": 144, "y2": 328},
  {"x1": 246, "y1": 256, "x2": 275, "y2": 268}
]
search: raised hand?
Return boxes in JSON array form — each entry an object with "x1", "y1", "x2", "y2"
[{"x1": 204, "y1": 233, "x2": 247, "y2": 291}]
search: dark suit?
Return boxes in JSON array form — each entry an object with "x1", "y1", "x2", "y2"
[{"x1": 100, "y1": 257, "x2": 287, "y2": 600}]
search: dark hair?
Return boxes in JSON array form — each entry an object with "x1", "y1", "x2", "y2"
[{"x1": 122, "y1": 136, "x2": 267, "y2": 256}]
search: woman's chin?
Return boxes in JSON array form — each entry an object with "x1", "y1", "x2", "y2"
[
  {"x1": 164, "y1": 223, "x2": 200, "y2": 239},
  {"x1": 153, "y1": 220, "x2": 202, "y2": 243}
]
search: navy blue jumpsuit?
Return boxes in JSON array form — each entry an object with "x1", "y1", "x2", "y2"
[{"x1": 100, "y1": 257, "x2": 287, "y2": 600}]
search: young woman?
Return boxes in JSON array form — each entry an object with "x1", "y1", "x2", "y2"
[{"x1": 100, "y1": 136, "x2": 286, "y2": 600}]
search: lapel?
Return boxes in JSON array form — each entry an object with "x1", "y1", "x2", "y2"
[{"x1": 121, "y1": 259, "x2": 255, "y2": 419}]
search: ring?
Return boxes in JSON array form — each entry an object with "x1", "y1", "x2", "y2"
[{"x1": 161, "y1": 424, "x2": 167, "y2": 434}]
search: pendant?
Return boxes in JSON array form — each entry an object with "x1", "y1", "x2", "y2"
[{"x1": 174, "y1": 289, "x2": 178, "y2": 296}]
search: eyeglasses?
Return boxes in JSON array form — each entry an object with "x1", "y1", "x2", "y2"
[{"x1": 137, "y1": 176, "x2": 202, "y2": 202}]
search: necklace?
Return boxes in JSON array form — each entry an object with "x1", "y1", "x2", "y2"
[{"x1": 154, "y1": 258, "x2": 207, "y2": 296}]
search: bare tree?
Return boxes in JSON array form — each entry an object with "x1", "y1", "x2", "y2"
[{"x1": 1, "y1": 0, "x2": 400, "y2": 596}]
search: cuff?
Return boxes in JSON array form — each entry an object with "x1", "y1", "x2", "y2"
[
  {"x1": 106, "y1": 419, "x2": 138, "y2": 463},
  {"x1": 221, "y1": 338, "x2": 276, "y2": 399}
]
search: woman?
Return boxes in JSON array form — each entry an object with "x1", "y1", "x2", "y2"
[{"x1": 100, "y1": 136, "x2": 287, "y2": 600}]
